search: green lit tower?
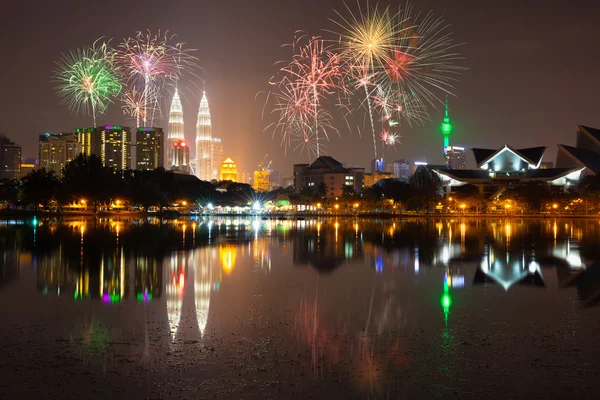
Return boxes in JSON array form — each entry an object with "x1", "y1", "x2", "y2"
[{"x1": 440, "y1": 97, "x2": 454, "y2": 151}]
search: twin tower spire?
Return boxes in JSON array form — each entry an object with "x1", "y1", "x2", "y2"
[{"x1": 167, "y1": 89, "x2": 214, "y2": 180}]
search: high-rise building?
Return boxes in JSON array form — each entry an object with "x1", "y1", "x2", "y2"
[
  {"x1": 0, "y1": 135, "x2": 21, "y2": 180},
  {"x1": 282, "y1": 176, "x2": 294, "y2": 188},
  {"x1": 219, "y1": 158, "x2": 238, "y2": 182},
  {"x1": 75, "y1": 127, "x2": 94, "y2": 156},
  {"x1": 440, "y1": 98, "x2": 454, "y2": 151},
  {"x1": 195, "y1": 91, "x2": 213, "y2": 181},
  {"x1": 171, "y1": 139, "x2": 190, "y2": 174},
  {"x1": 371, "y1": 158, "x2": 385, "y2": 173},
  {"x1": 38, "y1": 132, "x2": 81, "y2": 175},
  {"x1": 364, "y1": 172, "x2": 394, "y2": 187},
  {"x1": 167, "y1": 89, "x2": 185, "y2": 169},
  {"x1": 136, "y1": 127, "x2": 164, "y2": 170},
  {"x1": 385, "y1": 159, "x2": 410, "y2": 179},
  {"x1": 253, "y1": 169, "x2": 271, "y2": 192},
  {"x1": 98, "y1": 125, "x2": 132, "y2": 170},
  {"x1": 444, "y1": 146, "x2": 466, "y2": 170},
  {"x1": 269, "y1": 170, "x2": 281, "y2": 190},
  {"x1": 212, "y1": 137, "x2": 224, "y2": 180}
]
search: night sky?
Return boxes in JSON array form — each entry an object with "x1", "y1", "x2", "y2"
[{"x1": 2, "y1": 0, "x2": 599, "y2": 175}]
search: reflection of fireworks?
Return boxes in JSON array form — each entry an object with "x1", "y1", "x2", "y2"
[
  {"x1": 53, "y1": 41, "x2": 121, "y2": 127},
  {"x1": 118, "y1": 30, "x2": 195, "y2": 127}
]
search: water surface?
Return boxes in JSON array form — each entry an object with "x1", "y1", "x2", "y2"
[{"x1": 1, "y1": 217, "x2": 600, "y2": 399}]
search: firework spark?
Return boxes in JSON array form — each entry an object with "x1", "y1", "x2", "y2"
[
  {"x1": 269, "y1": 34, "x2": 343, "y2": 159},
  {"x1": 117, "y1": 30, "x2": 195, "y2": 127},
  {"x1": 53, "y1": 41, "x2": 121, "y2": 126}
]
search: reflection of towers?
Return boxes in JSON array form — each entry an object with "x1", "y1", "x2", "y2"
[
  {"x1": 135, "y1": 257, "x2": 162, "y2": 301},
  {"x1": 99, "y1": 248, "x2": 127, "y2": 303},
  {"x1": 165, "y1": 252, "x2": 186, "y2": 340},
  {"x1": 194, "y1": 248, "x2": 215, "y2": 335},
  {"x1": 219, "y1": 244, "x2": 237, "y2": 275},
  {"x1": 195, "y1": 91, "x2": 213, "y2": 181}
]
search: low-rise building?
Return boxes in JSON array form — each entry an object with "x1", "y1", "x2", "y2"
[{"x1": 294, "y1": 156, "x2": 364, "y2": 197}]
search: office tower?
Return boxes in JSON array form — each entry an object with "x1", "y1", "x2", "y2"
[
  {"x1": 371, "y1": 157, "x2": 385, "y2": 173},
  {"x1": 167, "y1": 89, "x2": 185, "y2": 168},
  {"x1": 385, "y1": 159, "x2": 410, "y2": 179},
  {"x1": 38, "y1": 132, "x2": 81, "y2": 175},
  {"x1": 212, "y1": 137, "x2": 224, "y2": 180},
  {"x1": 0, "y1": 135, "x2": 21, "y2": 180},
  {"x1": 98, "y1": 125, "x2": 132, "y2": 170},
  {"x1": 171, "y1": 139, "x2": 190, "y2": 174},
  {"x1": 195, "y1": 91, "x2": 213, "y2": 181},
  {"x1": 444, "y1": 146, "x2": 466, "y2": 170},
  {"x1": 136, "y1": 127, "x2": 164, "y2": 170}
]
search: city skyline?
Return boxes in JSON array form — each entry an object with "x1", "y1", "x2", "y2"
[{"x1": 1, "y1": 0, "x2": 599, "y2": 175}]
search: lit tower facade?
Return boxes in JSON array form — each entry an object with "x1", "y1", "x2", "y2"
[
  {"x1": 167, "y1": 89, "x2": 185, "y2": 168},
  {"x1": 195, "y1": 91, "x2": 213, "y2": 181},
  {"x1": 441, "y1": 98, "x2": 454, "y2": 151}
]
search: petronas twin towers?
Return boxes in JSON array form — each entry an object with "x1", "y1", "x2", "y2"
[{"x1": 167, "y1": 89, "x2": 221, "y2": 181}]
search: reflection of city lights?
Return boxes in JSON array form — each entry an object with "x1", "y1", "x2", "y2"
[
  {"x1": 376, "y1": 257, "x2": 383, "y2": 273},
  {"x1": 219, "y1": 245, "x2": 237, "y2": 275},
  {"x1": 253, "y1": 202, "x2": 261, "y2": 211}
]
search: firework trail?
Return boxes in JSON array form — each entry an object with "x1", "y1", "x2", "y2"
[
  {"x1": 53, "y1": 40, "x2": 121, "y2": 127},
  {"x1": 330, "y1": 3, "x2": 403, "y2": 158},
  {"x1": 269, "y1": 34, "x2": 343, "y2": 159},
  {"x1": 117, "y1": 30, "x2": 195, "y2": 127}
]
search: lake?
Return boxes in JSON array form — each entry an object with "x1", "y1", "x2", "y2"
[{"x1": 1, "y1": 216, "x2": 600, "y2": 399}]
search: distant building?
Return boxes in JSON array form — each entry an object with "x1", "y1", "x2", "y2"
[
  {"x1": 136, "y1": 127, "x2": 164, "y2": 170},
  {"x1": 364, "y1": 172, "x2": 394, "y2": 187},
  {"x1": 556, "y1": 125, "x2": 600, "y2": 177},
  {"x1": 371, "y1": 158, "x2": 385, "y2": 173},
  {"x1": 170, "y1": 139, "x2": 190, "y2": 174},
  {"x1": 38, "y1": 132, "x2": 81, "y2": 175},
  {"x1": 294, "y1": 156, "x2": 365, "y2": 198},
  {"x1": 253, "y1": 169, "x2": 270, "y2": 192},
  {"x1": 98, "y1": 125, "x2": 132, "y2": 170},
  {"x1": 167, "y1": 89, "x2": 185, "y2": 169},
  {"x1": 282, "y1": 175, "x2": 294, "y2": 188},
  {"x1": 412, "y1": 161, "x2": 428, "y2": 176},
  {"x1": 75, "y1": 125, "x2": 132, "y2": 170},
  {"x1": 269, "y1": 170, "x2": 281, "y2": 190},
  {"x1": 0, "y1": 135, "x2": 21, "y2": 180},
  {"x1": 212, "y1": 138, "x2": 224, "y2": 180},
  {"x1": 385, "y1": 159, "x2": 410, "y2": 179},
  {"x1": 196, "y1": 91, "x2": 213, "y2": 181},
  {"x1": 434, "y1": 145, "x2": 584, "y2": 197},
  {"x1": 444, "y1": 146, "x2": 466, "y2": 170},
  {"x1": 20, "y1": 163, "x2": 35, "y2": 178},
  {"x1": 219, "y1": 158, "x2": 238, "y2": 182}
]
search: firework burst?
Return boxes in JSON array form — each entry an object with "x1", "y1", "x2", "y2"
[
  {"x1": 117, "y1": 30, "x2": 196, "y2": 127},
  {"x1": 269, "y1": 34, "x2": 343, "y2": 159},
  {"x1": 53, "y1": 41, "x2": 121, "y2": 126}
]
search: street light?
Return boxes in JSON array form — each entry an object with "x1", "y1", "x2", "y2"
[
  {"x1": 181, "y1": 201, "x2": 188, "y2": 206},
  {"x1": 460, "y1": 203, "x2": 466, "y2": 214}
]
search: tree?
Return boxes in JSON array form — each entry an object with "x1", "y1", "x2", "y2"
[
  {"x1": 408, "y1": 167, "x2": 442, "y2": 211},
  {"x1": 62, "y1": 154, "x2": 118, "y2": 211},
  {"x1": 0, "y1": 179, "x2": 20, "y2": 206},
  {"x1": 20, "y1": 169, "x2": 60, "y2": 210}
]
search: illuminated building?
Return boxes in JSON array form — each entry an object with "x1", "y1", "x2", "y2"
[
  {"x1": 219, "y1": 157, "x2": 238, "y2": 182},
  {"x1": 253, "y1": 169, "x2": 271, "y2": 192},
  {"x1": 294, "y1": 156, "x2": 364, "y2": 198},
  {"x1": 19, "y1": 163, "x2": 35, "y2": 178},
  {"x1": 440, "y1": 97, "x2": 454, "y2": 150},
  {"x1": 364, "y1": 171, "x2": 394, "y2": 187},
  {"x1": 433, "y1": 145, "x2": 584, "y2": 196},
  {"x1": 444, "y1": 146, "x2": 466, "y2": 170},
  {"x1": 556, "y1": 125, "x2": 600, "y2": 177},
  {"x1": 171, "y1": 139, "x2": 190, "y2": 174},
  {"x1": 385, "y1": 159, "x2": 410, "y2": 179},
  {"x1": 38, "y1": 132, "x2": 81, "y2": 175},
  {"x1": 136, "y1": 127, "x2": 164, "y2": 170},
  {"x1": 195, "y1": 91, "x2": 213, "y2": 181},
  {"x1": 212, "y1": 137, "x2": 224, "y2": 180},
  {"x1": 98, "y1": 125, "x2": 132, "y2": 170},
  {"x1": 76, "y1": 125, "x2": 132, "y2": 170},
  {"x1": 371, "y1": 157, "x2": 385, "y2": 173},
  {"x1": 0, "y1": 135, "x2": 21, "y2": 180},
  {"x1": 282, "y1": 175, "x2": 294, "y2": 188},
  {"x1": 167, "y1": 89, "x2": 185, "y2": 168},
  {"x1": 75, "y1": 127, "x2": 93, "y2": 156}
]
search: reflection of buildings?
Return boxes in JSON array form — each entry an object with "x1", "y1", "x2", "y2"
[
  {"x1": 557, "y1": 263, "x2": 600, "y2": 307},
  {"x1": 165, "y1": 252, "x2": 187, "y2": 340},
  {"x1": 0, "y1": 244, "x2": 19, "y2": 290},
  {"x1": 293, "y1": 222, "x2": 363, "y2": 273},
  {"x1": 135, "y1": 256, "x2": 162, "y2": 302},
  {"x1": 473, "y1": 244, "x2": 544, "y2": 290}
]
